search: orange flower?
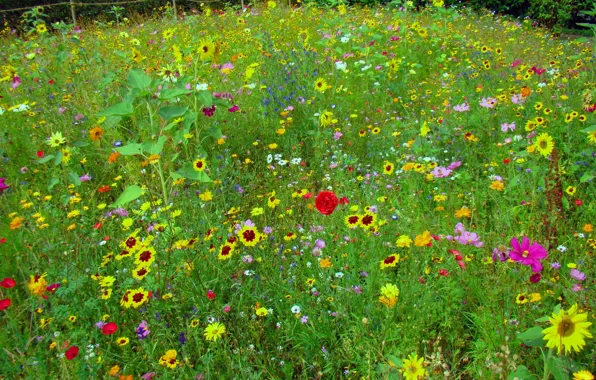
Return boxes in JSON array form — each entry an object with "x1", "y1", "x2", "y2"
[
  {"x1": 521, "y1": 86, "x2": 531, "y2": 97},
  {"x1": 319, "y1": 257, "x2": 332, "y2": 268},
  {"x1": 89, "y1": 126, "x2": 104, "y2": 141},
  {"x1": 108, "y1": 151, "x2": 121, "y2": 163},
  {"x1": 583, "y1": 224, "x2": 593, "y2": 233},
  {"x1": 9, "y1": 217, "x2": 23, "y2": 230}
]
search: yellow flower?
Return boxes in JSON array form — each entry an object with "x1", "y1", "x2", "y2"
[
  {"x1": 573, "y1": 370, "x2": 594, "y2": 380},
  {"x1": 490, "y1": 181, "x2": 504, "y2": 191},
  {"x1": 204, "y1": 322, "x2": 226, "y2": 342},
  {"x1": 28, "y1": 274, "x2": 48, "y2": 296},
  {"x1": 159, "y1": 349, "x2": 179, "y2": 369},
  {"x1": 414, "y1": 231, "x2": 432, "y2": 246},
  {"x1": 535, "y1": 133, "x2": 554, "y2": 157},
  {"x1": 454, "y1": 207, "x2": 471, "y2": 218},
  {"x1": 267, "y1": 0, "x2": 277, "y2": 9},
  {"x1": 199, "y1": 190, "x2": 213, "y2": 202},
  {"x1": 401, "y1": 353, "x2": 426, "y2": 380},
  {"x1": 396, "y1": 235, "x2": 412, "y2": 247},
  {"x1": 542, "y1": 304, "x2": 592, "y2": 355},
  {"x1": 108, "y1": 365, "x2": 120, "y2": 376},
  {"x1": 256, "y1": 307, "x2": 268, "y2": 317}
]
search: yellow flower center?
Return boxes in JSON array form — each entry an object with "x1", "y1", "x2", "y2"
[{"x1": 522, "y1": 250, "x2": 530, "y2": 258}]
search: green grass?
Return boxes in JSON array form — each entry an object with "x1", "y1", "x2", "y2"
[{"x1": 0, "y1": 2, "x2": 595, "y2": 379}]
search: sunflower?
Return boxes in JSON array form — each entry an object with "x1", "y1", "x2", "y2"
[
  {"x1": 314, "y1": 78, "x2": 331, "y2": 93},
  {"x1": 535, "y1": 133, "x2": 554, "y2": 157},
  {"x1": 542, "y1": 304, "x2": 593, "y2": 355},
  {"x1": 36, "y1": 23, "x2": 47, "y2": 34},
  {"x1": 193, "y1": 158, "x2": 207, "y2": 172},
  {"x1": 204, "y1": 322, "x2": 226, "y2": 342},
  {"x1": 573, "y1": 370, "x2": 594, "y2": 380},
  {"x1": 319, "y1": 110, "x2": 335, "y2": 127},
  {"x1": 89, "y1": 126, "x2": 104, "y2": 141},
  {"x1": 197, "y1": 38, "x2": 216, "y2": 61},
  {"x1": 401, "y1": 353, "x2": 426, "y2": 380},
  {"x1": 47, "y1": 132, "x2": 66, "y2": 147},
  {"x1": 587, "y1": 131, "x2": 596, "y2": 143}
]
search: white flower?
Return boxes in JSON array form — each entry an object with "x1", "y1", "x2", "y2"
[
  {"x1": 334, "y1": 272, "x2": 344, "y2": 278},
  {"x1": 266, "y1": 154, "x2": 273, "y2": 164},
  {"x1": 291, "y1": 305, "x2": 301, "y2": 314},
  {"x1": 195, "y1": 83, "x2": 208, "y2": 91},
  {"x1": 290, "y1": 158, "x2": 301, "y2": 165},
  {"x1": 277, "y1": 160, "x2": 288, "y2": 166},
  {"x1": 556, "y1": 245, "x2": 567, "y2": 252},
  {"x1": 340, "y1": 36, "x2": 350, "y2": 43},
  {"x1": 335, "y1": 61, "x2": 347, "y2": 72}
]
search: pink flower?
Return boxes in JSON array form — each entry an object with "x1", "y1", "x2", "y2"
[
  {"x1": 452, "y1": 103, "x2": 469, "y2": 112},
  {"x1": 509, "y1": 236, "x2": 548, "y2": 273},
  {"x1": 501, "y1": 122, "x2": 515, "y2": 132},
  {"x1": 479, "y1": 98, "x2": 497, "y2": 108}
]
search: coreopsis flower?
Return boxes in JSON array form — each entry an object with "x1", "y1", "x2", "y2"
[
  {"x1": 28, "y1": 274, "x2": 48, "y2": 296},
  {"x1": 159, "y1": 349, "x2": 179, "y2": 369}
]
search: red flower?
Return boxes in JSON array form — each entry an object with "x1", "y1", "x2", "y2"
[
  {"x1": 0, "y1": 278, "x2": 16, "y2": 288},
  {"x1": 65, "y1": 346, "x2": 79, "y2": 360},
  {"x1": 439, "y1": 269, "x2": 449, "y2": 277},
  {"x1": 575, "y1": 200, "x2": 583, "y2": 206},
  {"x1": 102, "y1": 322, "x2": 118, "y2": 335},
  {"x1": 339, "y1": 197, "x2": 349, "y2": 205},
  {"x1": 0, "y1": 238, "x2": 5, "y2": 244},
  {"x1": 303, "y1": 192, "x2": 313, "y2": 199},
  {"x1": 98, "y1": 185, "x2": 111, "y2": 193},
  {"x1": 36, "y1": 151, "x2": 45, "y2": 158},
  {"x1": 206, "y1": 289, "x2": 216, "y2": 300},
  {"x1": 47, "y1": 283, "x2": 61, "y2": 293},
  {"x1": 315, "y1": 191, "x2": 339, "y2": 215},
  {"x1": 0, "y1": 298, "x2": 11, "y2": 310}
]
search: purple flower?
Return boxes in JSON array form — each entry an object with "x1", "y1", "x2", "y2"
[
  {"x1": 228, "y1": 105, "x2": 239, "y2": 113},
  {"x1": 430, "y1": 166, "x2": 452, "y2": 178},
  {"x1": 0, "y1": 178, "x2": 9, "y2": 194},
  {"x1": 479, "y1": 97, "x2": 497, "y2": 108},
  {"x1": 570, "y1": 269, "x2": 586, "y2": 282},
  {"x1": 179, "y1": 332, "x2": 187, "y2": 345},
  {"x1": 300, "y1": 315, "x2": 309, "y2": 324},
  {"x1": 95, "y1": 321, "x2": 107, "y2": 329},
  {"x1": 492, "y1": 246, "x2": 510, "y2": 262},
  {"x1": 136, "y1": 320, "x2": 150, "y2": 340},
  {"x1": 452, "y1": 103, "x2": 469, "y2": 112},
  {"x1": 454, "y1": 222, "x2": 466, "y2": 235},
  {"x1": 501, "y1": 122, "x2": 516, "y2": 132},
  {"x1": 551, "y1": 262, "x2": 561, "y2": 269},
  {"x1": 141, "y1": 373, "x2": 156, "y2": 380},
  {"x1": 12, "y1": 76, "x2": 21, "y2": 89},
  {"x1": 202, "y1": 105, "x2": 216, "y2": 117},
  {"x1": 509, "y1": 236, "x2": 548, "y2": 272},
  {"x1": 456, "y1": 231, "x2": 483, "y2": 247},
  {"x1": 79, "y1": 174, "x2": 91, "y2": 182},
  {"x1": 263, "y1": 226, "x2": 273, "y2": 234},
  {"x1": 333, "y1": 131, "x2": 343, "y2": 140},
  {"x1": 447, "y1": 161, "x2": 462, "y2": 170}
]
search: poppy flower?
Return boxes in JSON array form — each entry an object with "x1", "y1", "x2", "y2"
[
  {"x1": 0, "y1": 298, "x2": 11, "y2": 310},
  {"x1": 103, "y1": 322, "x2": 118, "y2": 335},
  {"x1": 315, "y1": 191, "x2": 339, "y2": 215},
  {"x1": 65, "y1": 346, "x2": 79, "y2": 360},
  {"x1": 0, "y1": 278, "x2": 16, "y2": 288},
  {"x1": 206, "y1": 289, "x2": 216, "y2": 300}
]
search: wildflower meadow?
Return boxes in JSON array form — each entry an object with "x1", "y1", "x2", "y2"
[{"x1": 0, "y1": 1, "x2": 595, "y2": 378}]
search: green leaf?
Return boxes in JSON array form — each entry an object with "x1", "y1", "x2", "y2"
[
  {"x1": 516, "y1": 326, "x2": 545, "y2": 347},
  {"x1": 581, "y1": 125, "x2": 596, "y2": 133},
  {"x1": 507, "y1": 365, "x2": 536, "y2": 380},
  {"x1": 98, "y1": 71, "x2": 117, "y2": 89},
  {"x1": 116, "y1": 143, "x2": 143, "y2": 156},
  {"x1": 111, "y1": 185, "x2": 143, "y2": 208},
  {"x1": 206, "y1": 125, "x2": 223, "y2": 139},
  {"x1": 547, "y1": 357, "x2": 570, "y2": 380},
  {"x1": 37, "y1": 154, "x2": 55, "y2": 164},
  {"x1": 127, "y1": 69, "x2": 151, "y2": 91},
  {"x1": 159, "y1": 87, "x2": 191, "y2": 100},
  {"x1": 580, "y1": 173, "x2": 594, "y2": 183},
  {"x1": 535, "y1": 315, "x2": 550, "y2": 323},
  {"x1": 48, "y1": 178, "x2": 59, "y2": 191},
  {"x1": 53, "y1": 150, "x2": 63, "y2": 166},
  {"x1": 197, "y1": 90, "x2": 213, "y2": 107},
  {"x1": 177, "y1": 162, "x2": 211, "y2": 182},
  {"x1": 73, "y1": 140, "x2": 89, "y2": 147},
  {"x1": 68, "y1": 172, "x2": 81, "y2": 187},
  {"x1": 158, "y1": 106, "x2": 188, "y2": 120},
  {"x1": 97, "y1": 101, "x2": 134, "y2": 117},
  {"x1": 385, "y1": 355, "x2": 402, "y2": 368},
  {"x1": 142, "y1": 135, "x2": 167, "y2": 155}
]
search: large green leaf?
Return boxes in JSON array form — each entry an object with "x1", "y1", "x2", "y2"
[
  {"x1": 53, "y1": 150, "x2": 63, "y2": 166},
  {"x1": 159, "y1": 87, "x2": 191, "y2": 100},
  {"x1": 48, "y1": 178, "x2": 59, "y2": 191},
  {"x1": 516, "y1": 326, "x2": 545, "y2": 347},
  {"x1": 37, "y1": 154, "x2": 55, "y2": 164},
  {"x1": 206, "y1": 125, "x2": 223, "y2": 139},
  {"x1": 507, "y1": 365, "x2": 536, "y2": 380},
  {"x1": 158, "y1": 106, "x2": 188, "y2": 120},
  {"x1": 111, "y1": 185, "x2": 143, "y2": 208},
  {"x1": 97, "y1": 100, "x2": 134, "y2": 117},
  {"x1": 68, "y1": 172, "x2": 81, "y2": 187},
  {"x1": 142, "y1": 135, "x2": 167, "y2": 155},
  {"x1": 127, "y1": 69, "x2": 151, "y2": 91},
  {"x1": 116, "y1": 143, "x2": 143, "y2": 156},
  {"x1": 197, "y1": 90, "x2": 213, "y2": 107},
  {"x1": 547, "y1": 357, "x2": 570, "y2": 380},
  {"x1": 177, "y1": 162, "x2": 211, "y2": 182}
]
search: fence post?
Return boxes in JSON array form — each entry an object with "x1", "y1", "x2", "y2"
[{"x1": 70, "y1": 0, "x2": 76, "y2": 25}]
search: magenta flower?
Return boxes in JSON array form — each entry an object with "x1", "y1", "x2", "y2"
[
  {"x1": 509, "y1": 237, "x2": 548, "y2": 272},
  {"x1": 0, "y1": 178, "x2": 9, "y2": 194}
]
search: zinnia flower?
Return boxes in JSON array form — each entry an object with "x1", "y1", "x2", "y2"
[{"x1": 509, "y1": 236, "x2": 548, "y2": 272}]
